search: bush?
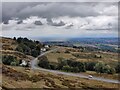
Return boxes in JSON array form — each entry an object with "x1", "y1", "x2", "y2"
[
  {"x1": 15, "y1": 45, "x2": 23, "y2": 52},
  {"x1": 71, "y1": 67, "x2": 79, "y2": 73},
  {"x1": 108, "y1": 67, "x2": 116, "y2": 74},
  {"x1": 50, "y1": 64, "x2": 57, "y2": 70},
  {"x1": 65, "y1": 50, "x2": 70, "y2": 53},
  {"x1": 94, "y1": 62, "x2": 115, "y2": 74},
  {"x1": 115, "y1": 62, "x2": 120, "y2": 73},
  {"x1": 16, "y1": 37, "x2": 23, "y2": 43},
  {"x1": 57, "y1": 57, "x2": 68, "y2": 70},
  {"x1": 94, "y1": 61, "x2": 105, "y2": 73},
  {"x1": 10, "y1": 62, "x2": 17, "y2": 66},
  {"x1": 31, "y1": 49, "x2": 40, "y2": 57},
  {"x1": 13, "y1": 37, "x2": 16, "y2": 40},
  {"x1": 2, "y1": 55, "x2": 19, "y2": 66},
  {"x1": 85, "y1": 62, "x2": 96, "y2": 71},
  {"x1": 62, "y1": 65, "x2": 71, "y2": 72},
  {"x1": 57, "y1": 58, "x2": 86, "y2": 72},
  {"x1": 38, "y1": 56, "x2": 50, "y2": 69}
]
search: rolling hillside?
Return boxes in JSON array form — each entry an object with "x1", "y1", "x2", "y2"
[{"x1": 1, "y1": 37, "x2": 119, "y2": 89}]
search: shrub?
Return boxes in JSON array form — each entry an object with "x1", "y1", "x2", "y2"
[
  {"x1": 38, "y1": 56, "x2": 50, "y2": 69},
  {"x1": 2, "y1": 55, "x2": 19, "y2": 66},
  {"x1": 71, "y1": 67, "x2": 79, "y2": 73},
  {"x1": 65, "y1": 50, "x2": 70, "y2": 53},
  {"x1": 115, "y1": 62, "x2": 120, "y2": 73},
  {"x1": 94, "y1": 61, "x2": 105, "y2": 73},
  {"x1": 15, "y1": 45, "x2": 23, "y2": 53},
  {"x1": 62, "y1": 65, "x2": 71, "y2": 72},
  {"x1": 108, "y1": 67, "x2": 116, "y2": 74},
  {"x1": 31, "y1": 49, "x2": 40, "y2": 57},
  {"x1": 57, "y1": 58, "x2": 86, "y2": 72},
  {"x1": 16, "y1": 37, "x2": 23, "y2": 43},
  {"x1": 13, "y1": 37, "x2": 16, "y2": 40},
  {"x1": 57, "y1": 57, "x2": 68, "y2": 70},
  {"x1": 85, "y1": 62, "x2": 96, "y2": 71},
  {"x1": 50, "y1": 64, "x2": 57, "y2": 70},
  {"x1": 10, "y1": 62, "x2": 17, "y2": 66},
  {"x1": 94, "y1": 62, "x2": 115, "y2": 74}
]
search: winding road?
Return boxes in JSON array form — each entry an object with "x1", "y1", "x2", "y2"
[{"x1": 31, "y1": 48, "x2": 120, "y2": 84}]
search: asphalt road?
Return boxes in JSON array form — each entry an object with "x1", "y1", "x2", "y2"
[{"x1": 31, "y1": 48, "x2": 120, "y2": 84}]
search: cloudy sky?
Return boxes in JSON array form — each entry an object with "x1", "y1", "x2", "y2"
[{"x1": 1, "y1": 2, "x2": 118, "y2": 39}]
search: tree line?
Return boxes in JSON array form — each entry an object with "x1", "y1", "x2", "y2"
[
  {"x1": 2, "y1": 54, "x2": 120, "y2": 74},
  {"x1": 14, "y1": 37, "x2": 42, "y2": 57},
  {"x1": 38, "y1": 56, "x2": 120, "y2": 74}
]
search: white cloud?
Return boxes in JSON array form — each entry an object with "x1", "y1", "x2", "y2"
[
  {"x1": 2, "y1": 15, "x2": 118, "y2": 38},
  {"x1": 2, "y1": 2, "x2": 118, "y2": 38}
]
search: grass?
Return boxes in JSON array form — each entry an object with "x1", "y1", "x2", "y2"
[
  {"x1": 81, "y1": 71, "x2": 118, "y2": 80},
  {"x1": 45, "y1": 46, "x2": 118, "y2": 80},
  {"x1": 1, "y1": 37, "x2": 18, "y2": 50},
  {"x1": 46, "y1": 46, "x2": 118, "y2": 67},
  {"x1": 46, "y1": 52, "x2": 75, "y2": 63},
  {"x1": 1, "y1": 37, "x2": 119, "y2": 89},
  {"x1": 2, "y1": 66, "x2": 119, "y2": 89}
]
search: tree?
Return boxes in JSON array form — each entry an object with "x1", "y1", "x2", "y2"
[
  {"x1": 2, "y1": 55, "x2": 19, "y2": 65},
  {"x1": 94, "y1": 61, "x2": 105, "y2": 73},
  {"x1": 35, "y1": 41, "x2": 40, "y2": 44},
  {"x1": 103, "y1": 65, "x2": 111, "y2": 73},
  {"x1": 13, "y1": 37, "x2": 16, "y2": 40},
  {"x1": 38, "y1": 56, "x2": 50, "y2": 69},
  {"x1": 109, "y1": 67, "x2": 116, "y2": 74},
  {"x1": 57, "y1": 58, "x2": 68, "y2": 70},
  {"x1": 72, "y1": 67, "x2": 79, "y2": 73},
  {"x1": 31, "y1": 49, "x2": 39, "y2": 57},
  {"x1": 115, "y1": 62, "x2": 120, "y2": 73},
  {"x1": 15, "y1": 45, "x2": 23, "y2": 53},
  {"x1": 85, "y1": 62, "x2": 96, "y2": 71},
  {"x1": 94, "y1": 62, "x2": 116, "y2": 74},
  {"x1": 50, "y1": 64, "x2": 57, "y2": 70},
  {"x1": 17, "y1": 37, "x2": 23, "y2": 43},
  {"x1": 77, "y1": 62, "x2": 86, "y2": 72},
  {"x1": 23, "y1": 37, "x2": 29, "y2": 42},
  {"x1": 16, "y1": 43, "x2": 31, "y2": 55}
]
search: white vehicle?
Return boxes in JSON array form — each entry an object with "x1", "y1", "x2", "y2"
[{"x1": 88, "y1": 75, "x2": 93, "y2": 78}]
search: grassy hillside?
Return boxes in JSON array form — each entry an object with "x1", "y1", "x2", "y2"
[
  {"x1": 46, "y1": 46, "x2": 118, "y2": 67},
  {"x1": 2, "y1": 65, "x2": 119, "y2": 89},
  {"x1": 1, "y1": 37, "x2": 18, "y2": 50},
  {"x1": 1, "y1": 37, "x2": 119, "y2": 89}
]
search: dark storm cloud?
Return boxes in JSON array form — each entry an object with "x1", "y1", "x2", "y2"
[
  {"x1": 2, "y1": 2, "x2": 42, "y2": 22},
  {"x1": 2, "y1": 2, "x2": 107, "y2": 22},
  {"x1": 47, "y1": 18, "x2": 65, "y2": 26},
  {"x1": 34, "y1": 21, "x2": 43, "y2": 25},
  {"x1": 17, "y1": 20, "x2": 23, "y2": 24},
  {"x1": 3, "y1": 21, "x2": 9, "y2": 24},
  {"x1": 52, "y1": 21, "x2": 65, "y2": 26}
]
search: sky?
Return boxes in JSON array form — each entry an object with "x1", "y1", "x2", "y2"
[{"x1": 1, "y1": 1, "x2": 119, "y2": 39}]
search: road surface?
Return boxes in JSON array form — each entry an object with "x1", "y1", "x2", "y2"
[{"x1": 31, "y1": 48, "x2": 120, "y2": 84}]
